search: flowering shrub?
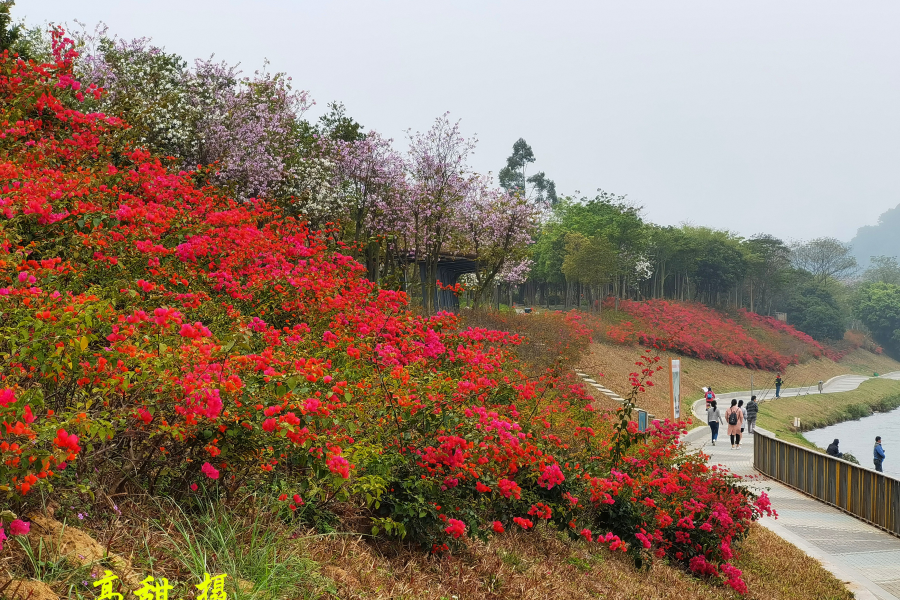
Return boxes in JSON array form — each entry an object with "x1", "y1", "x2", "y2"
[
  {"x1": 0, "y1": 33, "x2": 772, "y2": 593},
  {"x1": 606, "y1": 299, "x2": 814, "y2": 371}
]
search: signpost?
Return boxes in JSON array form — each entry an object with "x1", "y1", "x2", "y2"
[{"x1": 670, "y1": 358, "x2": 681, "y2": 420}]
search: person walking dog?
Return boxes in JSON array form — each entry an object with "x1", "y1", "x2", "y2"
[
  {"x1": 725, "y1": 399, "x2": 744, "y2": 449},
  {"x1": 775, "y1": 374, "x2": 783, "y2": 398},
  {"x1": 875, "y1": 436, "x2": 886, "y2": 472},
  {"x1": 706, "y1": 400, "x2": 723, "y2": 446},
  {"x1": 745, "y1": 395, "x2": 759, "y2": 434}
]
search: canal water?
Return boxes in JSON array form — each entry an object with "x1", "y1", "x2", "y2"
[{"x1": 804, "y1": 408, "x2": 900, "y2": 477}]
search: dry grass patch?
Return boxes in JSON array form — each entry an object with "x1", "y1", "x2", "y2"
[{"x1": 306, "y1": 522, "x2": 851, "y2": 600}]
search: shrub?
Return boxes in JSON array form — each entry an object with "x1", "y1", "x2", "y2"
[{"x1": 0, "y1": 32, "x2": 771, "y2": 593}]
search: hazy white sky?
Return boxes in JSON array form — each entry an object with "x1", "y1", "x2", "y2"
[{"x1": 21, "y1": 0, "x2": 900, "y2": 242}]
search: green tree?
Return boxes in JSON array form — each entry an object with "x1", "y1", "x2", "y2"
[
  {"x1": 784, "y1": 280, "x2": 846, "y2": 341},
  {"x1": 0, "y1": 1, "x2": 21, "y2": 54},
  {"x1": 318, "y1": 101, "x2": 365, "y2": 142},
  {"x1": 862, "y1": 256, "x2": 900, "y2": 285},
  {"x1": 561, "y1": 232, "x2": 617, "y2": 308},
  {"x1": 853, "y1": 282, "x2": 900, "y2": 354},
  {"x1": 498, "y1": 138, "x2": 557, "y2": 205},
  {"x1": 790, "y1": 237, "x2": 857, "y2": 286},
  {"x1": 745, "y1": 234, "x2": 791, "y2": 314},
  {"x1": 498, "y1": 138, "x2": 534, "y2": 194}
]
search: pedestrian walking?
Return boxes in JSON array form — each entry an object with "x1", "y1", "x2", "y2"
[
  {"x1": 704, "y1": 386, "x2": 716, "y2": 409},
  {"x1": 725, "y1": 399, "x2": 743, "y2": 449},
  {"x1": 706, "y1": 400, "x2": 723, "y2": 446},
  {"x1": 775, "y1": 375, "x2": 783, "y2": 398},
  {"x1": 826, "y1": 439, "x2": 843, "y2": 458},
  {"x1": 745, "y1": 395, "x2": 759, "y2": 434},
  {"x1": 738, "y1": 400, "x2": 747, "y2": 434},
  {"x1": 818, "y1": 381, "x2": 824, "y2": 394},
  {"x1": 875, "y1": 436, "x2": 886, "y2": 472}
]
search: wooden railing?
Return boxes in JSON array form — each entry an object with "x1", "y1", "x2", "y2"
[{"x1": 754, "y1": 432, "x2": 900, "y2": 536}]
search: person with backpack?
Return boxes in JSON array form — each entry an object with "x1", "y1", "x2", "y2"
[
  {"x1": 725, "y1": 399, "x2": 743, "y2": 449},
  {"x1": 706, "y1": 400, "x2": 724, "y2": 446},
  {"x1": 745, "y1": 395, "x2": 759, "y2": 434},
  {"x1": 738, "y1": 400, "x2": 747, "y2": 434},
  {"x1": 875, "y1": 436, "x2": 886, "y2": 472},
  {"x1": 775, "y1": 375, "x2": 783, "y2": 398},
  {"x1": 705, "y1": 387, "x2": 716, "y2": 409}
]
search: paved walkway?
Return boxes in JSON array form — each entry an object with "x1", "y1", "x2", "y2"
[{"x1": 687, "y1": 372, "x2": 900, "y2": 599}]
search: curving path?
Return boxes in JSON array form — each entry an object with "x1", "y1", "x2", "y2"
[{"x1": 684, "y1": 372, "x2": 900, "y2": 600}]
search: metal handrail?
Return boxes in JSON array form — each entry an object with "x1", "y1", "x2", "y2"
[{"x1": 754, "y1": 431, "x2": 900, "y2": 537}]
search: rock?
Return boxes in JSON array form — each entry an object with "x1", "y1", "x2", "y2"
[
  {"x1": 24, "y1": 512, "x2": 143, "y2": 589},
  {"x1": 0, "y1": 578, "x2": 60, "y2": 600}
]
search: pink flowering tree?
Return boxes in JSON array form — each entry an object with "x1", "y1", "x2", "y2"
[
  {"x1": 75, "y1": 28, "x2": 312, "y2": 201},
  {"x1": 455, "y1": 176, "x2": 537, "y2": 305}
]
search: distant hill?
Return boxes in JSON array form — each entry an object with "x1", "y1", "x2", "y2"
[{"x1": 850, "y1": 203, "x2": 900, "y2": 269}]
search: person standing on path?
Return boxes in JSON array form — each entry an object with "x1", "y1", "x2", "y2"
[
  {"x1": 725, "y1": 399, "x2": 744, "y2": 449},
  {"x1": 706, "y1": 400, "x2": 723, "y2": 446},
  {"x1": 775, "y1": 375, "x2": 783, "y2": 398},
  {"x1": 875, "y1": 436, "x2": 886, "y2": 472},
  {"x1": 818, "y1": 381, "x2": 824, "y2": 394},
  {"x1": 745, "y1": 395, "x2": 759, "y2": 434},
  {"x1": 738, "y1": 400, "x2": 747, "y2": 434},
  {"x1": 705, "y1": 387, "x2": 716, "y2": 409}
]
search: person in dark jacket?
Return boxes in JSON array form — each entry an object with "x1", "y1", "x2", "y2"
[
  {"x1": 775, "y1": 375, "x2": 783, "y2": 398},
  {"x1": 745, "y1": 396, "x2": 759, "y2": 434},
  {"x1": 875, "y1": 436, "x2": 886, "y2": 472},
  {"x1": 826, "y1": 439, "x2": 843, "y2": 458}
]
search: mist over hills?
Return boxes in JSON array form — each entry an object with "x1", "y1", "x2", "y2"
[{"x1": 850, "y1": 203, "x2": 900, "y2": 270}]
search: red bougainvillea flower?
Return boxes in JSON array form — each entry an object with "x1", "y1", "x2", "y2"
[
  {"x1": 444, "y1": 518, "x2": 466, "y2": 538},
  {"x1": 0, "y1": 389, "x2": 15, "y2": 407},
  {"x1": 491, "y1": 521, "x2": 504, "y2": 533},
  {"x1": 201, "y1": 462, "x2": 219, "y2": 479},
  {"x1": 513, "y1": 517, "x2": 534, "y2": 530},
  {"x1": 8, "y1": 519, "x2": 29, "y2": 536},
  {"x1": 326, "y1": 454, "x2": 350, "y2": 478}
]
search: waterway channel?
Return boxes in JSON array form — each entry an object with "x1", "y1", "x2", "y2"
[{"x1": 804, "y1": 407, "x2": 900, "y2": 477}]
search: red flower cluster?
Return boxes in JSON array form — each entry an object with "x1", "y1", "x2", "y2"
[
  {"x1": 0, "y1": 36, "x2": 770, "y2": 593},
  {"x1": 606, "y1": 299, "x2": 816, "y2": 371}
]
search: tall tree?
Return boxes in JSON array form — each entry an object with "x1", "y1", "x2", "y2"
[
  {"x1": 498, "y1": 138, "x2": 534, "y2": 194},
  {"x1": 790, "y1": 237, "x2": 857, "y2": 286},
  {"x1": 745, "y1": 234, "x2": 791, "y2": 314},
  {"x1": 862, "y1": 256, "x2": 900, "y2": 286},
  {"x1": 498, "y1": 138, "x2": 558, "y2": 205}
]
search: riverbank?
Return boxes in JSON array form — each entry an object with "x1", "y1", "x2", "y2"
[{"x1": 756, "y1": 378, "x2": 900, "y2": 448}]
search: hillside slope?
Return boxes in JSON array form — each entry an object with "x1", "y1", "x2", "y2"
[{"x1": 578, "y1": 344, "x2": 900, "y2": 422}]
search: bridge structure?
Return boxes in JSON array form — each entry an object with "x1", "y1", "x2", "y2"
[{"x1": 407, "y1": 254, "x2": 479, "y2": 313}]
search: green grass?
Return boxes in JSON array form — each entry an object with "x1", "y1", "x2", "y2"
[
  {"x1": 756, "y1": 378, "x2": 900, "y2": 449},
  {"x1": 150, "y1": 497, "x2": 334, "y2": 600}
]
